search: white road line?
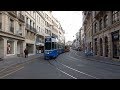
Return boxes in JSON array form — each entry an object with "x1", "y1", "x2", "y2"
[
  {"x1": 59, "y1": 62, "x2": 99, "y2": 79},
  {"x1": 0, "y1": 64, "x2": 23, "y2": 73},
  {"x1": 68, "y1": 55, "x2": 80, "y2": 61},
  {"x1": 0, "y1": 66, "x2": 24, "y2": 79},
  {"x1": 56, "y1": 68, "x2": 77, "y2": 79}
]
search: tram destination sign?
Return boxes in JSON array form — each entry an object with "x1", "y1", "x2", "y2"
[{"x1": 45, "y1": 38, "x2": 51, "y2": 42}]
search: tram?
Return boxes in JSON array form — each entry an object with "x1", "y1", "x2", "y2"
[
  {"x1": 64, "y1": 45, "x2": 70, "y2": 52},
  {"x1": 44, "y1": 36, "x2": 59, "y2": 60}
]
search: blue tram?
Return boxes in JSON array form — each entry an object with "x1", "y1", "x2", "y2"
[{"x1": 44, "y1": 36, "x2": 59, "y2": 60}]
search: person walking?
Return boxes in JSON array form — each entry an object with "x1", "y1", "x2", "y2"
[{"x1": 24, "y1": 48, "x2": 28, "y2": 58}]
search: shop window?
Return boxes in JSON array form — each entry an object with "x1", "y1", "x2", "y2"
[{"x1": 7, "y1": 40, "x2": 14, "y2": 54}]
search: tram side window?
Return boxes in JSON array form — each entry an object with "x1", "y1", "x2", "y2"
[
  {"x1": 54, "y1": 42, "x2": 56, "y2": 49},
  {"x1": 45, "y1": 42, "x2": 51, "y2": 50},
  {"x1": 52, "y1": 42, "x2": 55, "y2": 49}
]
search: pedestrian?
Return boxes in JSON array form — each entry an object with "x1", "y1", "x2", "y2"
[{"x1": 24, "y1": 48, "x2": 28, "y2": 58}]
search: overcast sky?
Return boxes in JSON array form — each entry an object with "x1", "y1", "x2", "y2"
[{"x1": 52, "y1": 11, "x2": 83, "y2": 42}]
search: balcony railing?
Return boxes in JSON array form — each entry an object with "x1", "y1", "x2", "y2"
[
  {"x1": 10, "y1": 26, "x2": 14, "y2": 33},
  {"x1": 18, "y1": 13, "x2": 25, "y2": 22},
  {"x1": 26, "y1": 23, "x2": 36, "y2": 33},
  {"x1": 8, "y1": 11, "x2": 17, "y2": 17},
  {"x1": 33, "y1": 28, "x2": 37, "y2": 33},
  {"x1": 0, "y1": 22, "x2": 2, "y2": 29},
  {"x1": 17, "y1": 30, "x2": 22, "y2": 36}
]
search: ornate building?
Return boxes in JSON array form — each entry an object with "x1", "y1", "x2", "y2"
[{"x1": 83, "y1": 11, "x2": 120, "y2": 60}]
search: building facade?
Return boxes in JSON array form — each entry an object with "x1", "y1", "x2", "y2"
[
  {"x1": 35, "y1": 11, "x2": 45, "y2": 54},
  {"x1": 83, "y1": 11, "x2": 93, "y2": 53},
  {"x1": 0, "y1": 11, "x2": 65, "y2": 59},
  {"x1": 0, "y1": 11, "x2": 25, "y2": 58},
  {"x1": 25, "y1": 11, "x2": 36, "y2": 55},
  {"x1": 83, "y1": 11, "x2": 120, "y2": 60}
]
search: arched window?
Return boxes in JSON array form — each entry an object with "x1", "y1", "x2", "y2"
[
  {"x1": 99, "y1": 19, "x2": 102, "y2": 30},
  {"x1": 104, "y1": 15, "x2": 108, "y2": 28},
  {"x1": 0, "y1": 13, "x2": 2, "y2": 29},
  {"x1": 94, "y1": 38, "x2": 97, "y2": 55},
  {"x1": 94, "y1": 22, "x2": 97, "y2": 33},
  {"x1": 105, "y1": 36, "x2": 108, "y2": 57},
  {"x1": 100, "y1": 38, "x2": 103, "y2": 56},
  {"x1": 112, "y1": 11, "x2": 119, "y2": 23}
]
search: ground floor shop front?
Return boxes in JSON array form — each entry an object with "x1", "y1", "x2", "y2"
[
  {"x1": 93, "y1": 30, "x2": 120, "y2": 60},
  {"x1": 0, "y1": 36, "x2": 25, "y2": 59}
]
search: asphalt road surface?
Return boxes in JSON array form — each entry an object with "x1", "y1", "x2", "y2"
[{"x1": 1, "y1": 49, "x2": 120, "y2": 79}]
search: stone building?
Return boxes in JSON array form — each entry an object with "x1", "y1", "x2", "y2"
[
  {"x1": 0, "y1": 11, "x2": 25, "y2": 58},
  {"x1": 83, "y1": 11, "x2": 93, "y2": 53},
  {"x1": 0, "y1": 11, "x2": 65, "y2": 59},
  {"x1": 25, "y1": 11, "x2": 36, "y2": 55},
  {"x1": 83, "y1": 11, "x2": 120, "y2": 60}
]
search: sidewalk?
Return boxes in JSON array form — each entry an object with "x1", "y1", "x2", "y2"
[
  {"x1": 0, "y1": 53, "x2": 44, "y2": 70},
  {"x1": 76, "y1": 51, "x2": 120, "y2": 66}
]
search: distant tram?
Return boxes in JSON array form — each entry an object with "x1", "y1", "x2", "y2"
[{"x1": 64, "y1": 45, "x2": 70, "y2": 52}]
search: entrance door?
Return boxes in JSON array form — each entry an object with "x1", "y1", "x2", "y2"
[{"x1": 113, "y1": 41, "x2": 119, "y2": 59}]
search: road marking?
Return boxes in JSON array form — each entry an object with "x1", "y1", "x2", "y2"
[
  {"x1": 0, "y1": 64, "x2": 23, "y2": 73},
  {"x1": 67, "y1": 55, "x2": 80, "y2": 61},
  {"x1": 56, "y1": 68, "x2": 77, "y2": 79},
  {"x1": 0, "y1": 66, "x2": 24, "y2": 79},
  {"x1": 59, "y1": 62, "x2": 99, "y2": 79}
]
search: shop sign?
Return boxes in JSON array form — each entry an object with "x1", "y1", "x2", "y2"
[{"x1": 111, "y1": 30, "x2": 119, "y2": 40}]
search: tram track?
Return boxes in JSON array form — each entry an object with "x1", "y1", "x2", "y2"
[
  {"x1": 47, "y1": 55, "x2": 99, "y2": 79},
  {"x1": 0, "y1": 58, "x2": 37, "y2": 79}
]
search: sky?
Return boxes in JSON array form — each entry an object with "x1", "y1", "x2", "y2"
[{"x1": 52, "y1": 11, "x2": 83, "y2": 42}]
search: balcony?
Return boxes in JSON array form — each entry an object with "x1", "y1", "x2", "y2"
[
  {"x1": 26, "y1": 23, "x2": 36, "y2": 33},
  {"x1": 10, "y1": 26, "x2": 14, "y2": 33},
  {"x1": 18, "y1": 13, "x2": 25, "y2": 22},
  {"x1": 17, "y1": 30, "x2": 22, "y2": 36},
  {"x1": 8, "y1": 11, "x2": 17, "y2": 17},
  {"x1": 33, "y1": 28, "x2": 37, "y2": 33},
  {"x1": 0, "y1": 22, "x2": 2, "y2": 29}
]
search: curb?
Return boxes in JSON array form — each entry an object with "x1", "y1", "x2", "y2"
[
  {"x1": 76, "y1": 52, "x2": 120, "y2": 66},
  {"x1": 85, "y1": 57, "x2": 120, "y2": 66}
]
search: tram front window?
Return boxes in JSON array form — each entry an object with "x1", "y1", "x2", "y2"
[{"x1": 45, "y1": 42, "x2": 51, "y2": 50}]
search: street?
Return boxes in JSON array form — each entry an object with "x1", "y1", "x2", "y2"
[{"x1": 1, "y1": 49, "x2": 120, "y2": 79}]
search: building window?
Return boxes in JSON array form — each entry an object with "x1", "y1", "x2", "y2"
[
  {"x1": 30, "y1": 20, "x2": 32, "y2": 30},
  {"x1": 94, "y1": 22, "x2": 97, "y2": 33},
  {"x1": 33, "y1": 23, "x2": 35, "y2": 29},
  {"x1": 0, "y1": 13, "x2": 2, "y2": 29},
  {"x1": 100, "y1": 38, "x2": 103, "y2": 56},
  {"x1": 37, "y1": 26, "x2": 38, "y2": 32},
  {"x1": 112, "y1": 11, "x2": 119, "y2": 23},
  {"x1": 104, "y1": 15, "x2": 108, "y2": 28},
  {"x1": 9, "y1": 19, "x2": 14, "y2": 33},
  {"x1": 99, "y1": 19, "x2": 102, "y2": 30},
  {"x1": 26, "y1": 17, "x2": 28, "y2": 28},
  {"x1": 105, "y1": 36, "x2": 108, "y2": 57},
  {"x1": 7, "y1": 40, "x2": 14, "y2": 54},
  {"x1": 39, "y1": 27, "x2": 40, "y2": 32},
  {"x1": 94, "y1": 38, "x2": 97, "y2": 55}
]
